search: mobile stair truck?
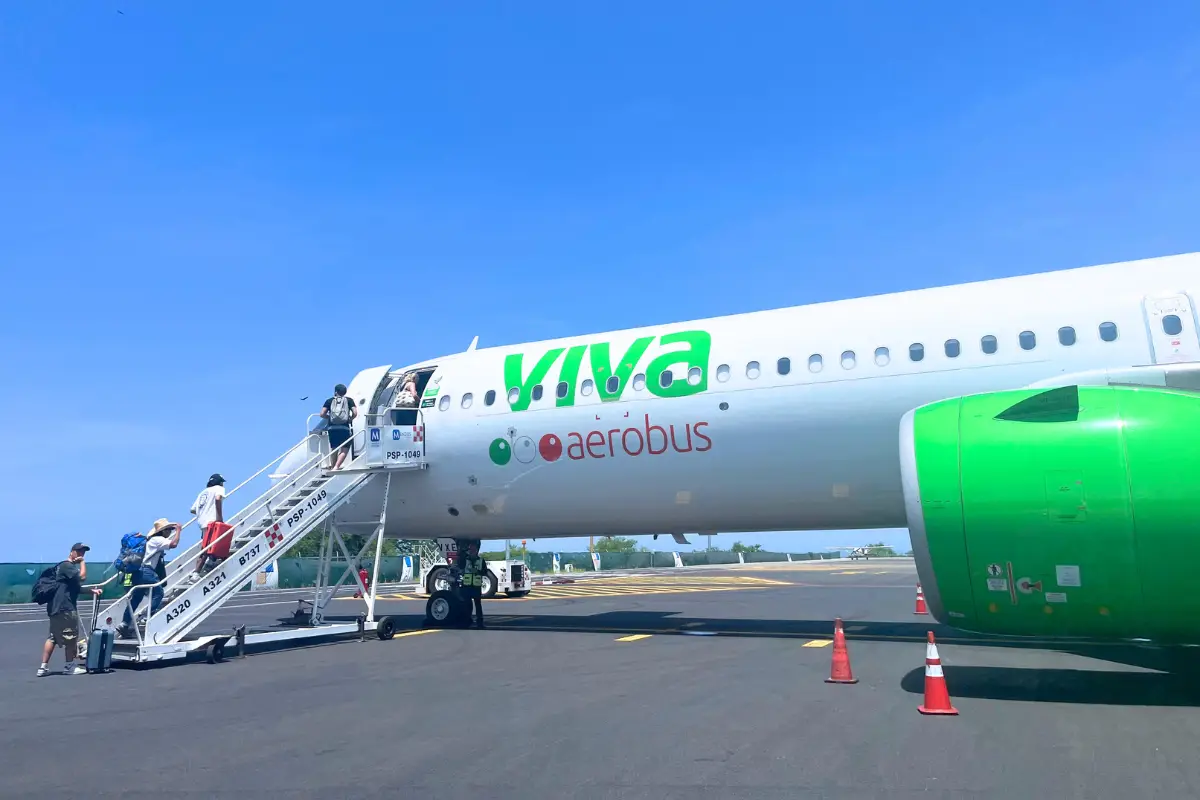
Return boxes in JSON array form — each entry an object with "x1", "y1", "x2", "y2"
[{"x1": 84, "y1": 365, "x2": 433, "y2": 666}]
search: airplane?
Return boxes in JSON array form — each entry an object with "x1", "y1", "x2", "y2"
[
  {"x1": 272, "y1": 250, "x2": 1200, "y2": 644},
  {"x1": 829, "y1": 546, "x2": 888, "y2": 561}
]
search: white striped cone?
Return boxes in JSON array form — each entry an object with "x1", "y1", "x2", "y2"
[{"x1": 917, "y1": 632, "x2": 958, "y2": 715}]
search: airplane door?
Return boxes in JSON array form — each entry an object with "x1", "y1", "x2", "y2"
[
  {"x1": 1143, "y1": 294, "x2": 1200, "y2": 364},
  {"x1": 344, "y1": 364, "x2": 393, "y2": 453}
]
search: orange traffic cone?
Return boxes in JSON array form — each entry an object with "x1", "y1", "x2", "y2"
[
  {"x1": 917, "y1": 631, "x2": 958, "y2": 715},
  {"x1": 913, "y1": 583, "x2": 929, "y2": 615},
  {"x1": 825, "y1": 618, "x2": 858, "y2": 684}
]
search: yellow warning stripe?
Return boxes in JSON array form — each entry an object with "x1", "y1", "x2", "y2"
[{"x1": 615, "y1": 634, "x2": 653, "y2": 642}]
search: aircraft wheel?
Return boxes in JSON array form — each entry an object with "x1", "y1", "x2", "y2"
[
  {"x1": 376, "y1": 616, "x2": 396, "y2": 640},
  {"x1": 425, "y1": 591, "x2": 459, "y2": 627}
]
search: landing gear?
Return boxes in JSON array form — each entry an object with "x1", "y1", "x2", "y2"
[{"x1": 424, "y1": 590, "x2": 471, "y2": 628}]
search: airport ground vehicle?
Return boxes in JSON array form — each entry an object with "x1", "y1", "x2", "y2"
[{"x1": 418, "y1": 538, "x2": 532, "y2": 599}]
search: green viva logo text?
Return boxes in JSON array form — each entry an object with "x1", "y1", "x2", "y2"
[{"x1": 503, "y1": 330, "x2": 711, "y2": 412}]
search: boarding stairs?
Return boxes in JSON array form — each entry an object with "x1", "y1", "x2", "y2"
[{"x1": 93, "y1": 413, "x2": 426, "y2": 664}]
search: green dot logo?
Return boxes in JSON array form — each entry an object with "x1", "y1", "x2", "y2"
[{"x1": 489, "y1": 438, "x2": 512, "y2": 466}]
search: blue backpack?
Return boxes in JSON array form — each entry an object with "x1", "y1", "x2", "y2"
[{"x1": 114, "y1": 532, "x2": 147, "y2": 573}]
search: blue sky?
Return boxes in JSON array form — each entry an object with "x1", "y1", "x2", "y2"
[{"x1": 2, "y1": 2, "x2": 1199, "y2": 561}]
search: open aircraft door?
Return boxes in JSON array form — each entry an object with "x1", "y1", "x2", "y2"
[
  {"x1": 1143, "y1": 293, "x2": 1200, "y2": 364},
  {"x1": 345, "y1": 364, "x2": 393, "y2": 456}
]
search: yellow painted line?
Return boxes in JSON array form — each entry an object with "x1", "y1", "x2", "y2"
[
  {"x1": 802, "y1": 639, "x2": 832, "y2": 647},
  {"x1": 393, "y1": 629, "x2": 440, "y2": 639},
  {"x1": 615, "y1": 634, "x2": 654, "y2": 642}
]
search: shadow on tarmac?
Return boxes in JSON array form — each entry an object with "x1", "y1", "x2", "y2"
[
  {"x1": 333, "y1": 609, "x2": 1200, "y2": 675},
  {"x1": 900, "y1": 665, "x2": 1200, "y2": 707},
  {"x1": 165, "y1": 609, "x2": 1200, "y2": 705}
]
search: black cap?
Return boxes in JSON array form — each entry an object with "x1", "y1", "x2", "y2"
[
  {"x1": 208, "y1": 473, "x2": 226, "y2": 486},
  {"x1": 70, "y1": 543, "x2": 90, "y2": 554}
]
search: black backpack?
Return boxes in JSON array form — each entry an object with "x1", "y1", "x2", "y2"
[{"x1": 31, "y1": 564, "x2": 62, "y2": 606}]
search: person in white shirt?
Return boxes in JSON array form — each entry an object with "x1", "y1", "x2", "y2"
[
  {"x1": 134, "y1": 519, "x2": 180, "y2": 627},
  {"x1": 190, "y1": 473, "x2": 228, "y2": 578}
]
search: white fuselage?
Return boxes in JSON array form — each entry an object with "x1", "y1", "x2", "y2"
[{"x1": 319, "y1": 253, "x2": 1200, "y2": 541}]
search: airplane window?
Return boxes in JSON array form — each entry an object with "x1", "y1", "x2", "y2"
[
  {"x1": 874, "y1": 347, "x2": 890, "y2": 366},
  {"x1": 556, "y1": 381, "x2": 569, "y2": 399},
  {"x1": 1163, "y1": 315, "x2": 1184, "y2": 336},
  {"x1": 981, "y1": 335, "x2": 997, "y2": 355},
  {"x1": 841, "y1": 350, "x2": 856, "y2": 369},
  {"x1": 1099, "y1": 322, "x2": 1118, "y2": 342},
  {"x1": 461, "y1": 393, "x2": 473, "y2": 409},
  {"x1": 532, "y1": 385, "x2": 544, "y2": 402},
  {"x1": 507, "y1": 387, "x2": 519, "y2": 405},
  {"x1": 1019, "y1": 331, "x2": 1037, "y2": 350},
  {"x1": 581, "y1": 379, "x2": 595, "y2": 397},
  {"x1": 808, "y1": 354, "x2": 823, "y2": 373},
  {"x1": 485, "y1": 390, "x2": 496, "y2": 406},
  {"x1": 715, "y1": 364, "x2": 731, "y2": 382},
  {"x1": 1058, "y1": 326, "x2": 1077, "y2": 346},
  {"x1": 746, "y1": 361, "x2": 761, "y2": 379},
  {"x1": 659, "y1": 370, "x2": 673, "y2": 388},
  {"x1": 633, "y1": 373, "x2": 646, "y2": 391},
  {"x1": 687, "y1": 366, "x2": 703, "y2": 386},
  {"x1": 438, "y1": 395, "x2": 451, "y2": 411},
  {"x1": 944, "y1": 339, "x2": 961, "y2": 358},
  {"x1": 605, "y1": 376, "x2": 620, "y2": 394},
  {"x1": 909, "y1": 343, "x2": 924, "y2": 362},
  {"x1": 777, "y1": 357, "x2": 791, "y2": 376}
]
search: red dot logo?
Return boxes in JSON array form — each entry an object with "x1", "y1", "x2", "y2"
[{"x1": 539, "y1": 434, "x2": 563, "y2": 462}]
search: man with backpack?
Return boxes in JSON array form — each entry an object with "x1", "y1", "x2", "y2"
[
  {"x1": 34, "y1": 543, "x2": 98, "y2": 677},
  {"x1": 320, "y1": 383, "x2": 358, "y2": 471}
]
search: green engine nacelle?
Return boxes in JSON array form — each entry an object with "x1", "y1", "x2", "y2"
[{"x1": 901, "y1": 384, "x2": 1200, "y2": 643}]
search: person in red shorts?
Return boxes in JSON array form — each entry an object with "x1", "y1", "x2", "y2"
[{"x1": 188, "y1": 473, "x2": 233, "y2": 582}]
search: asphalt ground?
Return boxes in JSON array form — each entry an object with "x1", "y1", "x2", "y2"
[{"x1": 3, "y1": 560, "x2": 1200, "y2": 799}]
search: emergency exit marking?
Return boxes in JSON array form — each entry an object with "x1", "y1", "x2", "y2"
[{"x1": 615, "y1": 634, "x2": 653, "y2": 642}]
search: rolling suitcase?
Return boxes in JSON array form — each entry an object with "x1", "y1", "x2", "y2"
[{"x1": 85, "y1": 627, "x2": 114, "y2": 674}]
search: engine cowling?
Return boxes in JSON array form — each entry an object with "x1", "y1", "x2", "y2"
[{"x1": 901, "y1": 383, "x2": 1200, "y2": 643}]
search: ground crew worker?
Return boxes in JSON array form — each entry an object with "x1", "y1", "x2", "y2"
[{"x1": 455, "y1": 540, "x2": 487, "y2": 629}]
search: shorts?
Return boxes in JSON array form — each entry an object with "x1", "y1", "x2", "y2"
[
  {"x1": 328, "y1": 425, "x2": 351, "y2": 452},
  {"x1": 48, "y1": 611, "x2": 80, "y2": 646}
]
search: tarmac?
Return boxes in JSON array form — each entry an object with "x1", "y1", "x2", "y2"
[{"x1": 3, "y1": 559, "x2": 1200, "y2": 799}]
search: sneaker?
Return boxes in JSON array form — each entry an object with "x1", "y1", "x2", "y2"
[
  {"x1": 63, "y1": 663, "x2": 87, "y2": 675},
  {"x1": 36, "y1": 665, "x2": 49, "y2": 677}
]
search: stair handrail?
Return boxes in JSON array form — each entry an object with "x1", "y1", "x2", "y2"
[
  {"x1": 94, "y1": 431, "x2": 344, "y2": 636},
  {"x1": 85, "y1": 431, "x2": 325, "y2": 593},
  {"x1": 151, "y1": 431, "x2": 331, "y2": 583}
]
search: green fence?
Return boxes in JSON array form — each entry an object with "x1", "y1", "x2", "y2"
[{"x1": 1, "y1": 550, "x2": 847, "y2": 604}]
